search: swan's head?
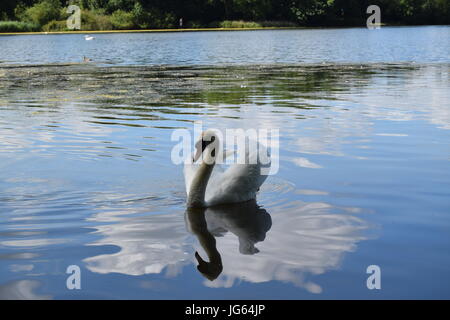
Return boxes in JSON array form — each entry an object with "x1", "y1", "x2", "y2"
[
  {"x1": 193, "y1": 129, "x2": 219, "y2": 163},
  {"x1": 195, "y1": 251, "x2": 223, "y2": 281}
]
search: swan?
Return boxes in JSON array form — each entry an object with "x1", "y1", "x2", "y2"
[
  {"x1": 84, "y1": 35, "x2": 95, "y2": 40},
  {"x1": 184, "y1": 129, "x2": 270, "y2": 208}
]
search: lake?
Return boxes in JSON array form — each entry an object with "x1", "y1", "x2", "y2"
[{"x1": 0, "y1": 26, "x2": 449, "y2": 299}]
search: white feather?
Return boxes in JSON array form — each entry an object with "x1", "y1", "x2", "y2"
[{"x1": 184, "y1": 134, "x2": 270, "y2": 207}]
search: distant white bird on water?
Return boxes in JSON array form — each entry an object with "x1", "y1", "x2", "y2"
[{"x1": 84, "y1": 35, "x2": 95, "y2": 41}]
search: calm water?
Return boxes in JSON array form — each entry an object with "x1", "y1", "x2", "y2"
[
  {"x1": 0, "y1": 27, "x2": 449, "y2": 299},
  {"x1": 1, "y1": 26, "x2": 450, "y2": 65}
]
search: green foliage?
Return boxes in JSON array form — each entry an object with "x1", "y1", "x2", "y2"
[
  {"x1": 217, "y1": 20, "x2": 297, "y2": 28},
  {"x1": 105, "y1": 0, "x2": 136, "y2": 14},
  {"x1": 79, "y1": 0, "x2": 108, "y2": 11},
  {"x1": 259, "y1": 21, "x2": 298, "y2": 27},
  {"x1": 0, "y1": 20, "x2": 40, "y2": 32},
  {"x1": 145, "y1": 9, "x2": 176, "y2": 29},
  {"x1": 110, "y1": 9, "x2": 134, "y2": 29},
  {"x1": 219, "y1": 20, "x2": 261, "y2": 28},
  {"x1": 19, "y1": 0, "x2": 61, "y2": 26},
  {"x1": 0, "y1": 12, "x2": 9, "y2": 21},
  {"x1": 81, "y1": 9, "x2": 112, "y2": 30},
  {"x1": 225, "y1": 0, "x2": 273, "y2": 21},
  {"x1": 13, "y1": 2, "x2": 27, "y2": 21},
  {"x1": 131, "y1": 2, "x2": 149, "y2": 28},
  {"x1": 159, "y1": 12, "x2": 177, "y2": 29},
  {"x1": 186, "y1": 20, "x2": 204, "y2": 28},
  {"x1": 1, "y1": 0, "x2": 449, "y2": 32},
  {"x1": 42, "y1": 19, "x2": 67, "y2": 31},
  {"x1": 290, "y1": 0, "x2": 334, "y2": 24}
]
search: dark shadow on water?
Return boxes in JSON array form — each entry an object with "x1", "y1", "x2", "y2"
[{"x1": 185, "y1": 199, "x2": 271, "y2": 281}]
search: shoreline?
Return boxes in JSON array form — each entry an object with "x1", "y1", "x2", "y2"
[
  {"x1": 1, "y1": 23, "x2": 432, "y2": 36},
  {"x1": 0, "y1": 26, "x2": 300, "y2": 36}
]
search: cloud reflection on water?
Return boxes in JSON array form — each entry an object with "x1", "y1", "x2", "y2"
[{"x1": 84, "y1": 189, "x2": 367, "y2": 294}]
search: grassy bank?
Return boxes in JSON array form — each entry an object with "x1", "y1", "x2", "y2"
[{"x1": 0, "y1": 21, "x2": 40, "y2": 32}]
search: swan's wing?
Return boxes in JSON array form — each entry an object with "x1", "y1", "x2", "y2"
[
  {"x1": 205, "y1": 139, "x2": 271, "y2": 205},
  {"x1": 205, "y1": 163, "x2": 268, "y2": 205}
]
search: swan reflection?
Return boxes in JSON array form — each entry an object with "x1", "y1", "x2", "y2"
[
  {"x1": 185, "y1": 200, "x2": 271, "y2": 280},
  {"x1": 83, "y1": 189, "x2": 367, "y2": 293}
]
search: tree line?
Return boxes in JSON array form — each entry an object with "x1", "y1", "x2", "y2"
[{"x1": 0, "y1": 0, "x2": 449, "y2": 32}]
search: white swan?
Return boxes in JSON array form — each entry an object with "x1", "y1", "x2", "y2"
[
  {"x1": 184, "y1": 130, "x2": 270, "y2": 208},
  {"x1": 84, "y1": 35, "x2": 95, "y2": 41}
]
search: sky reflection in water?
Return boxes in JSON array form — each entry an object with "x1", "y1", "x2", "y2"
[{"x1": 0, "y1": 42, "x2": 449, "y2": 299}]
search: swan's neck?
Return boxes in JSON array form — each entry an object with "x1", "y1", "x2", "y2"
[{"x1": 187, "y1": 148, "x2": 216, "y2": 208}]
